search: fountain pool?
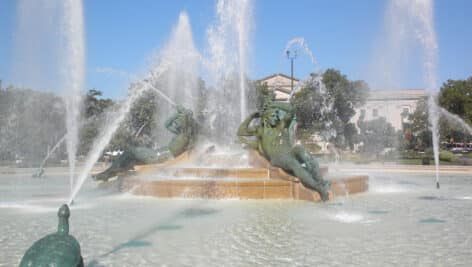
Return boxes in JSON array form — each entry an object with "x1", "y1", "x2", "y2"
[{"x1": 1, "y1": 167, "x2": 471, "y2": 266}]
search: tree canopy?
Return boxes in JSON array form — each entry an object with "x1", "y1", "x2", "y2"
[
  {"x1": 291, "y1": 69, "x2": 369, "y2": 149},
  {"x1": 358, "y1": 117, "x2": 397, "y2": 154}
]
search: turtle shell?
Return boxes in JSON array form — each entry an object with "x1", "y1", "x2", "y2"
[{"x1": 19, "y1": 232, "x2": 83, "y2": 267}]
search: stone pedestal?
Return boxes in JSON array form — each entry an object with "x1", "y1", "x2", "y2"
[{"x1": 117, "y1": 150, "x2": 368, "y2": 202}]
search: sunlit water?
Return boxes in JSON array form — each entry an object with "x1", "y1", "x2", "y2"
[{"x1": 1, "y1": 167, "x2": 471, "y2": 266}]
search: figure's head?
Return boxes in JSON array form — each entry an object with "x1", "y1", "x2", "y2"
[{"x1": 263, "y1": 108, "x2": 281, "y2": 127}]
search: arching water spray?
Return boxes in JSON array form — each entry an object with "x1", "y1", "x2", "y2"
[
  {"x1": 68, "y1": 64, "x2": 171, "y2": 204},
  {"x1": 284, "y1": 37, "x2": 316, "y2": 64},
  {"x1": 439, "y1": 107, "x2": 472, "y2": 135},
  {"x1": 34, "y1": 134, "x2": 66, "y2": 177}
]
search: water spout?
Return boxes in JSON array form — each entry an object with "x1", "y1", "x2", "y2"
[
  {"x1": 61, "y1": 0, "x2": 85, "y2": 195},
  {"x1": 439, "y1": 106, "x2": 472, "y2": 135},
  {"x1": 68, "y1": 66, "x2": 169, "y2": 204}
]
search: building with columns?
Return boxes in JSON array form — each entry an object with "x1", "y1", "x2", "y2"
[
  {"x1": 257, "y1": 73, "x2": 299, "y2": 102},
  {"x1": 258, "y1": 73, "x2": 427, "y2": 131},
  {"x1": 351, "y1": 89, "x2": 427, "y2": 131}
]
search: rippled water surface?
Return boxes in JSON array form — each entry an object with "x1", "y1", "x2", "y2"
[{"x1": 1, "y1": 168, "x2": 471, "y2": 266}]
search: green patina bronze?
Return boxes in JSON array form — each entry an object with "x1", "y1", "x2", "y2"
[
  {"x1": 94, "y1": 105, "x2": 197, "y2": 181},
  {"x1": 237, "y1": 96, "x2": 330, "y2": 201},
  {"x1": 19, "y1": 204, "x2": 84, "y2": 267}
]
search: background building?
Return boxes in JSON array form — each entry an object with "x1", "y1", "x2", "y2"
[
  {"x1": 351, "y1": 89, "x2": 427, "y2": 131},
  {"x1": 259, "y1": 73, "x2": 427, "y2": 131},
  {"x1": 258, "y1": 73, "x2": 299, "y2": 102}
]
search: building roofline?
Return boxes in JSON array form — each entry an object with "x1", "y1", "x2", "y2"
[
  {"x1": 274, "y1": 87, "x2": 292, "y2": 94},
  {"x1": 258, "y1": 73, "x2": 300, "y2": 82},
  {"x1": 367, "y1": 89, "x2": 428, "y2": 101}
]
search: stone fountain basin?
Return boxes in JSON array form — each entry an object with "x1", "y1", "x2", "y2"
[
  {"x1": 120, "y1": 167, "x2": 367, "y2": 202},
  {"x1": 114, "y1": 151, "x2": 368, "y2": 202}
]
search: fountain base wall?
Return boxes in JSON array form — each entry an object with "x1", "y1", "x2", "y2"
[
  {"x1": 117, "y1": 151, "x2": 368, "y2": 202},
  {"x1": 120, "y1": 173, "x2": 368, "y2": 202}
]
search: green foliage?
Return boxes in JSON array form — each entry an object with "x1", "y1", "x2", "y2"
[
  {"x1": 291, "y1": 69, "x2": 369, "y2": 150},
  {"x1": 254, "y1": 82, "x2": 275, "y2": 110},
  {"x1": 78, "y1": 89, "x2": 116, "y2": 155},
  {"x1": 128, "y1": 90, "x2": 159, "y2": 138},
  {"x1": 102, "y1": 89, "x2": 161, "y2": 152},
  {"x1": 322, "y1": 69, "x2": 369, "y2": 124},
  {"x1": 291, "y1": 75, "x2": 325, "y2": 130},
  {"x1": 408, "y1": 98, "x2": 432, "y2": 150},
  {"x1": 0, "y1": 86, "x2": 66, "y2": 163},
  {"x1": 439, "y1": 150, "x2": 454, "y2": 162},
  {"x1": 407, "y1": 77, "x2": 472, "y2": 149},
  {"x1": 438, "y1": 78, "x2": 472, "y2": 122},
  {"x1": 83, "y1": 89, "x2": 113, "y2": 119},
  {"x1": 358, "y1": 117, "x2": 396, "y2": 154},
  {"x1": 438, "y1": 77, "x2": 472, "y2": 142},
  {"x1": 296, "y1": 128, "x2": 321, "y2": 153}
]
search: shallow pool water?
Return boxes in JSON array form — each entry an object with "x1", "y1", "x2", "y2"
[{"x1": 1, "y1": 168, "x2": 471, "y2": 266}]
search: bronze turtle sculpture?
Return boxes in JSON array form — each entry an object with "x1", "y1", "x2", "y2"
[{"x1": 19, "y1": 204, "x2": 84, "y2": 267}]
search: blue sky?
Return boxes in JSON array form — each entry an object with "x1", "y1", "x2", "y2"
[{"x1": 0, "y1": 0, "x2": 471, "y2": 98}]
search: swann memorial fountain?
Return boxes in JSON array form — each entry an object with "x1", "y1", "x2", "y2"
[
  {"x1": 6, "y1": 0, "x2": 472, "y2": 266},
  {"x1": 92, "y1": 91, "x2": 368, "y2": 203}
]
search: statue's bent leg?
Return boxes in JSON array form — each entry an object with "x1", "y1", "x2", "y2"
[
  {"x1": 273, "y1": 156, "x2": 330, "y2": 201},
  {"x1": 291, "y1": 146, "x2": 329, "y2": 193},
  {"x1": 292, "y1": 146, "x2": 320, "y2": 178},
  {"x1": 93, "y1": 151, "x2": 136, "y2": 181},
  {"x1": 133, "y1": 146, "x2": 173, "y2": 164}
]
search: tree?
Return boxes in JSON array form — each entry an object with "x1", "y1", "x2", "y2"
[
  {"x1": 291, "y1": 69, "x2": 369, "y2": 150},
  {"x1": 438, "y1": 77, "x2": 472, "y2": 122},
  {"x1": 0, "y1": 86, "x2": 66, "y2": 163},
  {"x1": 253, "y1": 81, "x2": 275, "y2": 110},
  {"x1": 438, "y1": 77, "x2": 472, "y2": 142},
  {"x1": 128, "y1": 90, "x2": 159, "y2": 138},
  {"x1": 291, "y1": 74, "x2": 326, "y2": 130},
  {"x1": 83, "y1": 89, "x2": 114, "y2": 119},
  {"x1": 79, "y1": 89, "x2": 115, "y2": 155},
  {"x1": 408, "y1": 98, "x2": 432, "y2": 150},
  {"x1": 358, "y1": 117, "x2": 396, "y2": 154}
]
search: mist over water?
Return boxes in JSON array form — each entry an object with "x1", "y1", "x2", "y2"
[
  {"x1": 205, "y1": 0, "x2": 253, "y2": 144},
  {"x1": 12, "y1": 0, "x2": 85, "y2": 191},
  {"x1": 69, "y1": 64, "x2": 170, "y2": 204},
  {"x1": 153, "y1": 12, "x2": 200, "y2": 143},
  {"x1": 439, "y1": 107, "x2": 472, "y2": 135},
  {"x1": 69, "y1": 0, "x2": 255, "y2": 202},
  {"x1": 370, "y1": 0, "x2": 440, "y2": 185}
]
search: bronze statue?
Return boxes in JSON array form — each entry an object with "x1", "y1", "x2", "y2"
[
  {"x1": 94, "y1": 105, "x2": 197, "y2": 181},
  {"x1": 19, "y1": 204, "x2": 84, "y2": 267},
  {"x1": 238, "y1": 99, "x2": 330, "y2": 201}
]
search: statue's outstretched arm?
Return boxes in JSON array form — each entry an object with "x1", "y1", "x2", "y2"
[
  {"x1": 165, "y1": 114, "x2": 180, "y2": 134},
  {"x1": 269, "y1": 102, "x2": 293, "y2": 113},
  {"x1": 238, "y1": 136, "x2": 258, "y2": 149},
  {"x1": 237, "y1": 112, "x2": 260, "y2": 136}
]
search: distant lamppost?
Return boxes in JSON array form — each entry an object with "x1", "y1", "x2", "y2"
[{"x1": 286, "y1": 50, "x2": 297, "y2": 91}]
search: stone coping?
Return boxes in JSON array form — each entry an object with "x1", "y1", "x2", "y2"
[
  {"x1": 120, "y1": 174, "x2": 368, "y2": 202},
  {"x1": 132, "y1": 166, "x2": 328, "y2": 180}
]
